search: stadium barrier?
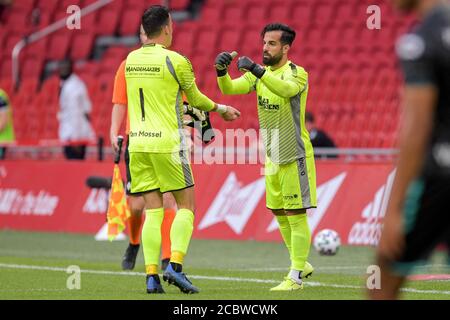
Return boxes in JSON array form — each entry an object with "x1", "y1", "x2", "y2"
[{"x1": 0, "y1": 159, "x2": 395, "y2": 246}]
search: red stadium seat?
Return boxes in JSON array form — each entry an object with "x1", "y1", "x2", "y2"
[
  {"x1": 335, "y1": 3, "x2": 354, "y2": 22},
  {"x1": 98, "y1": 57, "x2": 123, "y2": 74},
  {"x1": 239, "y1": 28, "x2": 261, "y2": 56},
  {"x1": 21, "y1": 59, "x2": 43, "y2": 79},
  {"x1": 13, "y1": 0, "x2": 35, "y2": 11},
  {"x1": 290, "y1": 2, "x2": 313, "y2": 23},
  {"x1": 216, "y1": 27, "x2": 242, "y2": 53},
  {"x1": 314, "y1": 3, "x2": 336, "y2": 26},
  {"x1": 0, "y1": 79, "x2": 13, "y2": 97},
  {"x1": 118, "y1": 8, "x2": 142, "y2": 36},
  {"x1": 195, "y1": 30, "x2": 218, "y2": 55},
  {"x1": 0, "y1": 0, "x2": 406, "y2": 148},
  {"x1": 0, "y1": 29, "x2": 6, "y2": 48},
  {"x1": 244, "y1": 4, "x2": 268, "y2": 26},
  {"x1": 70, "y1": 32, "x2": 95, "y2": 60},
  {"x1": 102, "y1": 46, "x2": 129, "y2": 61},
  {"x1": 334, "y1": 131, "x2": 349, "y2": 148},
  {"x1": 75, "y1": 61, "x2": 100, "y2": 79},
  {"x1": 40, "y1": 76, "x2": 60, "y2": 104},
  {"x1": 0, "y1": 58, "x2": 12, "y2": 80},
  {"x1": 18, "y1": 78, "x2": 39, "y2": 95},
  {"x1": 268, "y1": 2, "x2": 292, "y2": 22},
  {"x1": 14, "y1": 79, "x2": 38, "y2": 109},
  {"x1": 223, "y1": 7, "x2": 243, "y2": 22},
  {"x1": 58, "y1": 0, "x2": 82, "y2": 10},
  {"x1": 200, "y1": 6, "x2": 220, "y2": 23},
  {"x1": 172, "y1": 26, "x2": 196, "y2": 56},
  {"x1": 169, "y1": 0, "x2": 190, "y2": 11},
  {"x1": 5, "y1": 10, "x2": 32, "y2": 33},
  {"x1": 122, "y1": 0, "x2": 153, "y2": 10},
  {"x1": 32, "y1": 11, "x2": 52, "y2": 30},
  {"x1": 3, "y1": 34, "x2": 23, "y2": 59},
  {"x1": 96, "y1": 8, "x2": 120, "y2": 36},
  {"x1": 36, "y1": 0, "x2": 58, "y2": 14},
  {"x1": 104, "y1": 0, "x2": 124, "y2": 11},
  {"x1": 46, "y1": 33, "x2": 72, "y2": 61}
]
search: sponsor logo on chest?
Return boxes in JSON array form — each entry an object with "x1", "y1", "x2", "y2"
[{"x1": 258, "y1": 95, "x2": 280, "y2": 111}]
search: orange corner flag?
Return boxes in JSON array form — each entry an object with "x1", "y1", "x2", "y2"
[{"x1": 106, "y1": 164, "x2": 130, "y2": 241}]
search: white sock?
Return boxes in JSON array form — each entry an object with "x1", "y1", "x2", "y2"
[{"x1": 289, "y1": 269, "x2": 303, "y2": 284}]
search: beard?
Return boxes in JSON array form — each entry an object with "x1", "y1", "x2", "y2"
[{"x1": 263, "y1": 51, "x2": 283, "y2": 66}]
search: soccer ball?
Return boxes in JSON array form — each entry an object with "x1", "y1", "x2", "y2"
[{"x1": 313, "y1": 229, "x2": 341, "y2": 256}]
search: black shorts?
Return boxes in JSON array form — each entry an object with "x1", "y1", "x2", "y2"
[{"x1": 392, "y1": 177, "x2": 450, "y2": 275}]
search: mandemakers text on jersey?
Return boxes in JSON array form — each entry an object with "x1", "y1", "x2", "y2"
[
  {"x1": 129, "y1": 130, "x2": 162, "y2": 138},
  {"x1": 126, "y1": 66, "x2": 161, "y2": 73}
]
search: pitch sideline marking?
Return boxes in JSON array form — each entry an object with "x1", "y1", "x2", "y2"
[{"x1": 0, "y1": 263, "x2": 449, "y2": 296}]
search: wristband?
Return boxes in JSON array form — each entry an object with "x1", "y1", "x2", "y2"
[{"x1": 216, "y1": 104, "x2": 228, "y2": 114}]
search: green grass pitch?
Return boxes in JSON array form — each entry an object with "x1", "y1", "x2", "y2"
[{"x1": 0, "y1": 231, "x2": 449, "y2": 300}]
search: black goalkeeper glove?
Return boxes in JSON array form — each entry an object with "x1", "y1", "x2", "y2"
[
  {"x1": 214, "y1": 51, "x2": 237, "y2": 77},
  {"x1": 183, "y1": 102, "x2": 215, "y2": 144},
  {"x1": 237, "y1": 56, "x2": 266, "y2": 78}
]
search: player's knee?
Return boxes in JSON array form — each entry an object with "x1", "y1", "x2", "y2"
[
  {"x1": 162, "y1": 193, "x2": 177, "y2": 209},
  {"x1": 176, "y1": 203, "x2": 195, "y2": 214},
  {"x1": 172, "y1": 187, "x2": 195, "y2": 213},
  {"x1": 128, "y1": 196, "x2": 145, "y2": 214},
  {"x1": 175, "y1": 196, "x2": 195, "y2": 213},
  {"x1": 130, "y1": 206, "x2": 144, "y2": 216}
]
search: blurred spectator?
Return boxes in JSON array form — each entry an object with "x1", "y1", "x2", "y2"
[
  {"x1": 0, "y1": 88, "x2": 15, "y2": 160},
  {"x1": 57, "y1": 59, "x2": 95, "y2": 160},
  {"x1": 305, "y1": 111, "x2": 336, "y2": 158},
  {"x1": 186, "y1": 0, "x2": 205, "y2": 18}
]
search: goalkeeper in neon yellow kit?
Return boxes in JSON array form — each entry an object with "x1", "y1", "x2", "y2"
[
  {"x1": 119, "y1": 5, "x2": 240, "y2": 294},
  {"x1": 215, "y1": 23, "x2": 316, "y2": 291}
]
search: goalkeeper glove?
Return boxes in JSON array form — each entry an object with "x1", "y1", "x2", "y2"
[
  {"x1": 183, "y1": 102, "x2": 215, "y2": 144},
  {"x1": 214, "y1": 51, "x2": 237, "y2": 77},
  {"x1": 184, "y1": 102, "x2": 206, "y2": 122},
  {"x1": 237, "y1": 56, "x2": 266, "y2": 78}
]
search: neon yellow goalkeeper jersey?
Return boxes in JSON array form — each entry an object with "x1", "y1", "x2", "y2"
[
  {"x1": 218, "y1": 60, "x2": 313, "y2": 164},
  {"x1": 125, "y1": 43, "x2": 214, "y2": 153}
]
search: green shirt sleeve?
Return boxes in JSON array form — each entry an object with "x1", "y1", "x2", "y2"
[
  {"x1": 184, "y1": 83, "x2": 215, "y2": 112},
  {"x1": 176, "y1": 55, "x2": 215, "y2": 112},
  {"x1": 217, "y1": 73, "x2": 256, "y2": 95},
  {"x1": 260, "y1": 66, "x2": 308, "y2": 98}
]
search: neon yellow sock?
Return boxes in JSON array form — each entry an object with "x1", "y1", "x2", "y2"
[
  {"x1": 145, "y1": 265, "x2": 158, "y2": 275},
  {"x1": 170, "y1": 251, "x2": 185, "y2": 265},
  {"x1": 170, "y1": 209, "x2": 194, "y2": 260},
  {"x1": 275, "y1": 215, "x2": 292, "y2": 259},
  {"x1": 142, "y1": 208, "x2": 164, "y2": 273},
  {"x1": 287, "y1": 214, "x2": 311, "y2": 271}
]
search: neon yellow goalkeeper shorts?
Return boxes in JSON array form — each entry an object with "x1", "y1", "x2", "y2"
[
  {"x1": 265, "y1": 156, "x2": 317, "y2": 211},
  {"x1": 129, "y1": 151, "x2": 194, "y2": 194}
]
